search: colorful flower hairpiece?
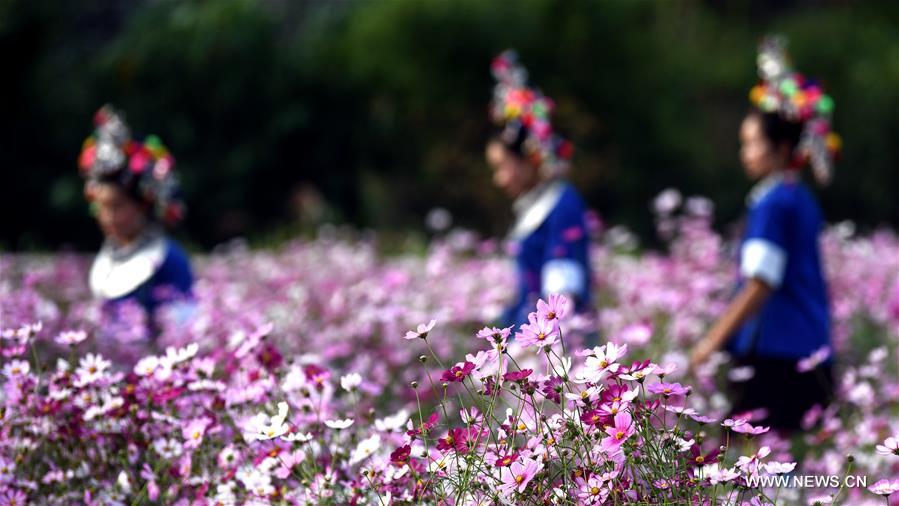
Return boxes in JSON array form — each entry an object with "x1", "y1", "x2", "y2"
[
  {"x1": 490, "y1": 50, "x2": 573, "y2": 179},
  {"x1": 78, "y1": 105, "x2": 185, "y2": 225},
  {"x1": 749, "y1": 36, "x2": 841, "y2": 185}
]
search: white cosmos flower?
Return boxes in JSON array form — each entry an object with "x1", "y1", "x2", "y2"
[
  {"x1": 349, "y1": 435, "x2": 380, "y2": 465},
  {"x1": 340, "y1": 373, "x2": 362, "y2": 392},
  {"x1": 324, "y1": 418, "x2": 354, "y2": 430},
  {"x1": 134, "y1": 356, "x2": 160, "y2": 377},
  {"x1": 245, "y1": 402, "x2": 290, "y2": 441}
]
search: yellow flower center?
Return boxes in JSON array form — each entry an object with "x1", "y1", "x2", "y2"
[
  {"x1": 696, "y1": 456, "x2": 704, "y2": 463},
  {"x1": 591, "y1": 486, "x2": 600, "y2": 495},
  {"x1": 616, "y1": 430, "x2": 625, "y2": 440},
  {"x1": 515, "y1": 475, "x2": 524, "y2": 484}
]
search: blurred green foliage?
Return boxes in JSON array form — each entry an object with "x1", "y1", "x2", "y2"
[{"x1": 2, "y1": 0, "x2": 897, "y2": 250}]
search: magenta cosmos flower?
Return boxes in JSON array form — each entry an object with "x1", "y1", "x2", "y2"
[
  {"x1": 440, "y1": 362, "x2": 475, "y2": 383},
  {"x1": 498, "y1": 458, "x2": 541, "y2": 496}
]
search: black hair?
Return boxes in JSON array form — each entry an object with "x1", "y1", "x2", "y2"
[
  {"x1": 96, "y1": 172, "x2": 153, "y2": 217},
  {"x1": 489, "y1": 122, "x2": 530, "y2": 160},
  {"x1": 747, "y1": 107, "x2": 804, "y2": 154}
]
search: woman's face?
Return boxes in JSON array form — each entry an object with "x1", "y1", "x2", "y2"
[
  {"x1": 739, "y1": 114, "x2": 786, "y2": 180},
  {"x1": 486, "y1": 140, "x2": 539, "y2": 198},
  {"x1": 91, "y1": 183, "x2": 148, "y2": 245}
]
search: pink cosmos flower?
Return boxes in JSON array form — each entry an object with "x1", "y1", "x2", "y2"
[
  {"x1": 868, "y1": 478, "x2": 899, "y2": 497},
  {"x1": 475, "y1": 326, "x2": 512, "y2": 344},
  {"x1": 536, "y1": 294, "x2": 568, "y2": 322},
  {"x1": 182, "y1": 417, "x2": 212, "y2": 449},
  {"x1": 576, "y1": 474, "x2": 610, "y2": 504},
  {"x1": 647, "y1": 382, "x2": 691, "y2": 398},
  {"x1": 875, "y1": 436, "x2": 899, "y2": 456},
  {"x1": 689, "y1": 414, "x2": 718, "y2": 425},
  {"x1": 55, "y1": 330, "x2": 88, "y2": 346},
  {"x1": 722, "y1": 417, "x2": 749, "y2": 430},
  {"x1": 75, "y1": 353, "x2": 111, "y2": 385},
  {"x1": 797, "y1": 345, "x2": 831, "y2": 373},
  {"x1": 707, "y1": 466, "x2": 741, "y2": 485},
  {"x1": 736, "y1": 446, "x2": 771, "y2": 473},
  {"x1": 2, "y1": 360, "x2": 29, "y2": 379},
  {"x1": 460, "y1": 407, "x2": 482, "y2": 426},
  {"x1": 0, "y1": 489, "x2": 28, "y2": 506},
  {"x1": 516, "y1": 313, "x2": 559, "y2": 348},
  {"x1": 404, "y1": 319, "x2": 437, "y2": 340},
  {"x1": 617, "y1": 322, "x2": 652, "y2": 346},
  {"x1": 653, "y1": 362, "x2": 678, "y2": 377},
  {"x1": 406, "y1": 412, "x2": 439, "y2": 438},
  {"x1": 618, "y1": 359, "x2": 655, "y2": 381},
  {"x1": 600, "y1": 411, "x2": 635, "y2": 452},
  {"x1": 452, "y1": 426, "x2": 486, "y2": 455},
  {"x1": 498, "y1": 458, "x2": 541, "y2": 496},
  {"x1": 731, "y1": 421, "x2": 770, "y2": 436}
]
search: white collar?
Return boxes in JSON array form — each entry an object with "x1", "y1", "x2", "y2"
[
  {"x1": 746, "y1": 171, "x2": 790, "y2": 207},
  {"x1": 89, "y1": 230, "x2": 167, "y2": 300},
  {"x1": 509, "y1": 180, "x2": 565, "y2": 240}
]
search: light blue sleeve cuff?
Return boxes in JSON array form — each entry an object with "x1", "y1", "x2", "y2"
[
  {"x1": 740, "y1": 238, "x2": 787, "y2": 288},
  {"x1": 541, "y1": 259, "x2": 587, "y2": 297}
]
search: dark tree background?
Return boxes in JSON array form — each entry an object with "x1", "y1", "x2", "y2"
[{"x1": 2, "y1": 0, "x2": 897, "y2": 251}]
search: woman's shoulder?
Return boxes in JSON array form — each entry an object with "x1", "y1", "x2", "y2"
[
  {"x1": 766, "y1": 179, "x2": 819, "y2": 211},
  {"x1": 551, "y1": 181, "x2": 588, "y2": 217}
]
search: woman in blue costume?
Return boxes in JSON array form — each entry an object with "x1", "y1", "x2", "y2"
[
  {"x1": 486, "y1": 51, "x2": 592, "y2": 328},
  {"x1": 690, "y1": 38, "x2": 840, "y2": 432},
  {"x1": 78, "y1": 105, "x2": 194, "y2": 345}
]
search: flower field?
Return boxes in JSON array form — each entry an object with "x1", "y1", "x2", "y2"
[{"x1": 1, "y1": 200, "x2": 898, "y2": 505}]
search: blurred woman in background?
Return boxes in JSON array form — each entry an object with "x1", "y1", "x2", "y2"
[
  {"x1": 78, "y1": 105, "x2": 193, "y2": 349},
  {"x1": 690, "y1": 37, "x2": 840, "y2": 432},
  {"x1": 486, "y1": 51, "x2": 592, "y2": 329}
]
